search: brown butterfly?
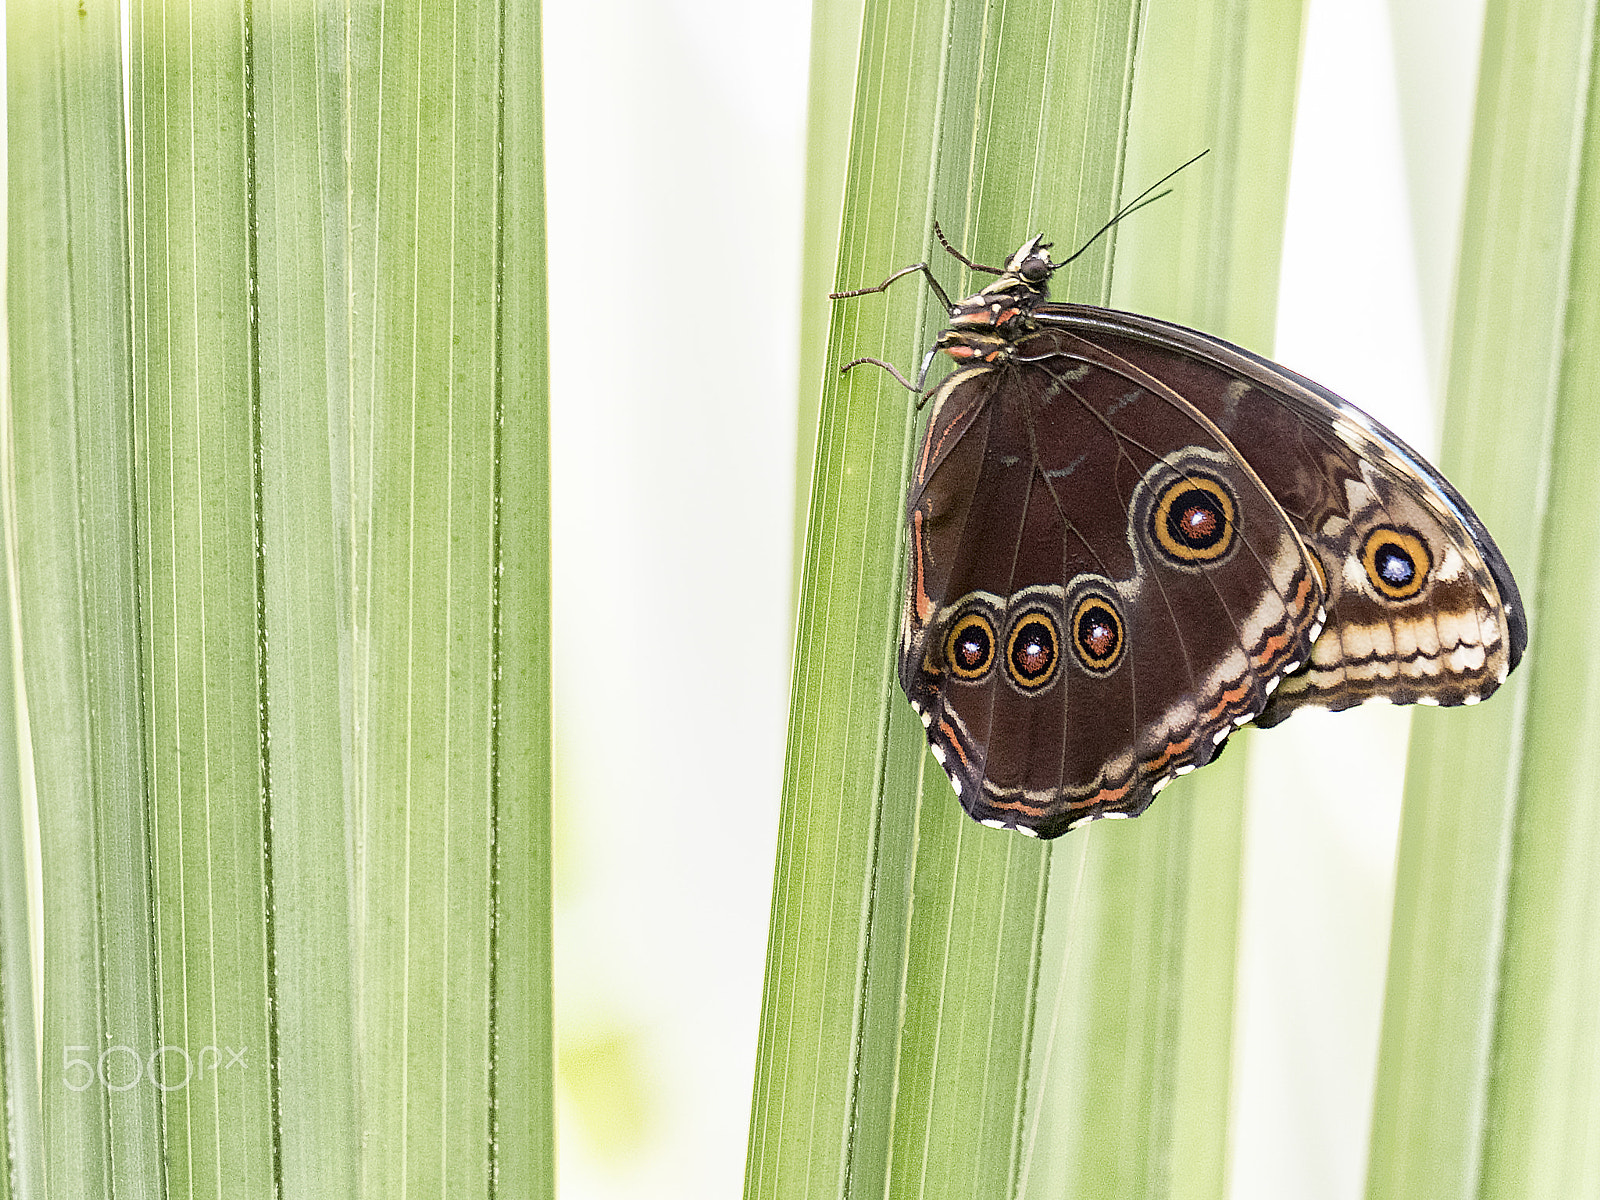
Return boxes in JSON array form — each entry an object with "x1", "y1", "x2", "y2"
[{"x1": 835, "y1": 223, "x2": 1525, "y2": 839}]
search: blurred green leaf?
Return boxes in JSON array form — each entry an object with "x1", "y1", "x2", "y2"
[
  {"x1": 7, "y1": 3, "x2": 160, "y2": 1194},
  {"x1": 752, "y1": 2, "x2": 1306, "y2": 1198},
  {"x1": 1368, "y1": 1, "x2": 1600, "y2": 1196},
  {"x1": 5, "y1": 2, "x2": 552, "y2": 1194}
]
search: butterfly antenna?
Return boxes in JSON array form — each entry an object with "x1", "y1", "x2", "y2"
[{"x1": 1052, "y1": 148, "x2": 1210, "y2": 270}]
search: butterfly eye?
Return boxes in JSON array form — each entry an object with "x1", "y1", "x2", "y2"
[
  {"x1": 1150, "y1": 474, "x2": 1238, "y2": 564},
  {"x1": 945, "y1": 611, "x2": 998, "y2": 681},
  {"x1": 1361, "y1": 526, "x2": 1432, "y2": 600},
  {"x1": 1018, "y1": 255, "x2": 1053, "y2": 284},
  {"x1": 1068, "y1": 591, "x2": 1125, "y2": 675},
  {"x1": 1005, "y1": 609, "x2": 1061, "y2": 690}
]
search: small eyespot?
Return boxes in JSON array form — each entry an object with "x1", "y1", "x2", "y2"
[
  {"x1": 1150, "y1": 473, "x2": 1238, "y2": 564},
  {"x1": 1068, "y1": 590, "x2": 1124, "y2": 675},
  {"x1": 944, "y1": 611, "x2": 997, "y2": 681},
  {"x1": 1361, "y1": 526, "x2": 1431, "y2": 601},
  {"x1": 1005, "y1": 608, "x2": 1060, "y2": 690}
]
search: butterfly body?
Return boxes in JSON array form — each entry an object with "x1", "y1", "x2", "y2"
[{"x1": 886, "y1": 236, "x2": 1524, "y2": 838}]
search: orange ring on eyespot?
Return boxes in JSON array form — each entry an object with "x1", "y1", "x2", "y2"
[
  {"x1": 1068, "y1": 592, "x2": 1124, "y2": 675},
  {"x1": 1005, "y1": 609, "x2": 1060, "y2": 691},
  {"x1": 945, "y1": 611, "x2": 997, "y2": 681},
  {"x1": 1361, "y1": 526, "x2": 1431, "y2": 600},
  {"x1": 1151, "y1": 474, "x2": 1237, "y2": 564}
]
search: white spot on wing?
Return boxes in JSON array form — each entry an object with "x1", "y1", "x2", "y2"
[{"x1": 1434, "y1": 544, "x2": 1468, "y2": 581}]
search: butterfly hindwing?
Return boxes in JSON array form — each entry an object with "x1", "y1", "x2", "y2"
[
  {"x1": 902, "y1": 329, "x2": 1325, "y2": 838},
  {"x1": 1031, "y1": 308, "x2": 1526, "y2": 725}
]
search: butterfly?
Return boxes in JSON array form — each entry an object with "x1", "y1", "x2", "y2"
[{"x1": 834, "y1": 225, "x2": 1526, "y2": 840}]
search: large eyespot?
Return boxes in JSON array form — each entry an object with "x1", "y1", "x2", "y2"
[
  {"x1": 1361, "y1": 526, "x2": 1431, "y2": 601},
  {"x1": 945, "y1": 610, "x2": 998, "y2": 681},
  {"x1": 1005, "y1": 607, "x2": 1060, "y2": 691},
  {"x1": 1150, "y1": 472, "x2": 1238, "y2": 564},
  {"x1": 1068, "y1": 588, "x2": 1125, "y2": 675}
]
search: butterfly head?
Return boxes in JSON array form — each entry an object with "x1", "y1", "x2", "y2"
[
  {"x1": 1003, "y1": 235, "x2": 1058, "y2": 286},
  {"x1": 960, "y1": 235, "x2": 1057, "y2": 313}
]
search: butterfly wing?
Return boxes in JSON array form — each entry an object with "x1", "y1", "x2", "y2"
[
  {"x1": 1033, "y1": 305, "x2": 1526, "y2": 726},
  {"x1": 902, "y1": 333, "x2": 1326, "y2": 838}
]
